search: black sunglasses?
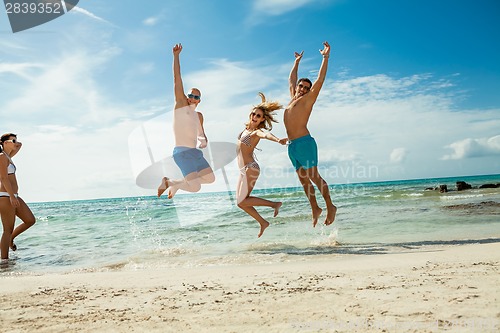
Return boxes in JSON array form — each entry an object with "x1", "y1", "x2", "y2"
[
  {"x1": 187, "y1": 94, "x2": 201, "y2": 100},
  {"x1": 251, "y1": 112, "x2": 263, "y2": 119}
]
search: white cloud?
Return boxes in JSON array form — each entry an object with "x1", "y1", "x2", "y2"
[
  {"x1": 18, "y1": 120, "x2": 145, "y2": 202},
  {"x1": 0, "y1": 41, "x2": 30, "y2": 56},
  {"x1": 290, "y1": 71, "x2": 500, "y2": 181},
  {"x1": 141, "y1": 7, "x2": 176, "y2": 27},
  {"x1": 0, "y1": 62, "x2": 42, "y2": 80},
  {"x1": 252, "y1": 0, "x2": 315, "y2": 16},
  {"x1": 247, "y1": 0, "x2": 335, "y2": 26},
  {"x1": 143, "y1": 10, "x2": 170, "y2": 27},
  {"x1": 442, "y1": 135, "x2": 500, "y2": 160},
  {"x1": 2, "y1": 47, "x2": 123, "y2": 126},
  {"x1": 143, "y1": 17, "x2": 159, "y2": 26},
  {"x1": 390, "y1": 148, "x2": 408, "y2": 163},
  {"x1": 70, "y1": 6, "x2": 114, "y2": 25}
]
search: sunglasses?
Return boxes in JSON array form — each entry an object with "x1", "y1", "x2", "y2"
[
  {"x1": 187, "y1": 94, "x2": 201, "y2": 100},
  {"x1": 251, "y1": 112, "x2": 263, "y2": 119},
  {"x1": 5, "y1": 139, "x2": 17, "y2": 143},
  {"x1": 298, "y1": 83, "x2": 311, "y2": 91}
]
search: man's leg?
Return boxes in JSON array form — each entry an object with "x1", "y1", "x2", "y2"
[
  {"x1": 296, "y1": 167, "x2": 323, "y2": 227},
  {"x1": 158, "y1": 168, "x2": 213, "y2": 199},
  {"x1": 158, "y1": 176, "x2": 189, "y2": 197},
  {"x1": 197, "y1": 166, "x2": 215, "y2": 184},
  {"x1": 167, "y1": 172, "x2": 202, "y2": 199},
  {"x1": 306, "y1": 166, "x2": 337, "y2": 225},
  {"x1": 159, "y1": 148, "x2": 206, "y2": 198}
]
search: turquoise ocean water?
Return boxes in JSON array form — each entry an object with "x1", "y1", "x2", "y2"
[{"x1": 1, "y1": 174, "x2": 499, "y2": 275}]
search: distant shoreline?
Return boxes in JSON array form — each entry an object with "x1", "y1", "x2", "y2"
[{"x1": 27, "y1": 173, "x2": 500, "y2": 204}]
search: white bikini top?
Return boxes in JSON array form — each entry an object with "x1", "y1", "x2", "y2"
[{"x1": 4, "y1": 153, "x2": 16, "y2": 175}]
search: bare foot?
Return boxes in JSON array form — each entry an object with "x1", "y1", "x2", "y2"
[
  {"x1": 157, "y1": 177, "x2": 169, "y2": 197},
  {"x1": 312, "y1": 207, "x2": 323, "y2": 227},
  {"x1": 273, "y1": 202, "x2": 282, "y2": 217},
  {"x1": 325, "y1": 204, "x2": 337, "y2": 226},
  {"x1": 258, "y1": 221, "x2": 270, "y2": 238},
  {"x1": 167, "y1": 186, "x2": 179, "y2": 199},
  {"x1": 10, "y1": 241, "x2": 17, "y2": 251}
]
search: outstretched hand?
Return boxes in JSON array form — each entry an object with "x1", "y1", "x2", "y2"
[
  {"x1": 294, "y1": 51, "x2": 304, "y2": 61},
  {"x1": 173, "y1": 43, "x2": 182, "y2": 55},
  {"x1": 319, "y1": 41, "x2": 330, "y2": 57},
  {"x1": 278, "y1": 138, "x2": 288, "y2": 145}
]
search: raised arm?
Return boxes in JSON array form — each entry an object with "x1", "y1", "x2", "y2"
[
  {"x1": 289, "y1": 51, "x2": 303, "y2": 99},
  {"x1": 308, "y1": 41, "x2": 330, "y2": 102},
  {"x1": 173, "y1": 43, "x2": 187, "y2": 109}
]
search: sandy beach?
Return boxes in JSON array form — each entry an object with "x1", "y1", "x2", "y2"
[{"x1": 1, "y1": 242, "x2": 498, "y2": 332}]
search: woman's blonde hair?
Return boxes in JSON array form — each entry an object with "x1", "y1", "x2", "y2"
[{"x1": 246, "y1": 92, "x2": 282, "y2": 131}]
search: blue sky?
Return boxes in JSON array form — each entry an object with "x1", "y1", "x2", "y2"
[{"x1": 1, "y1": 0, "x2": 499, "y2": 202}]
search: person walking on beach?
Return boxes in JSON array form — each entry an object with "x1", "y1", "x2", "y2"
[
  {"x1": 0, "y1": 133, "x2": 36, "y2": 262},
  {"x1": 237, "y1": 93, "x2": 287, "y2": 237},
  {"x1": 158, "y1": 43, "x2": 215, "y2": 199},
  {"x1": 285, "y1": 41, "x2": 337, "y2": 227}
]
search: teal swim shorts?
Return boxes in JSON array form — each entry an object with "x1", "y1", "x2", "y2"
[{"x1": 287, "y1": 134, "x2": 318, "y2": 170}]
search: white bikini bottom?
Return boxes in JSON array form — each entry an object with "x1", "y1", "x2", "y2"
[{"x1": 0, "y1": 192, "x2": 18, "y2": 197}]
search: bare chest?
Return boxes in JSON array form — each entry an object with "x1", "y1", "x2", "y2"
[
  {"x1": 174, "y1": 108, "x2": 197, "y2": 126},
  {"x1": 284, "y1": 97, "x2": 307, "y2": 121}
]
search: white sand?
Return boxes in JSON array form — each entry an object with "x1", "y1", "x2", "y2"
[{"x1": 1, "y1": 242, "x2": 499, "y2": 332}]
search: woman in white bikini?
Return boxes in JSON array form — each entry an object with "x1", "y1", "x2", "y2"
[
  {"x1": 0, "y1": 133, "x2": 35, "y2": 262},
  {"x1": 237, "y1": 93, "x2": 287, "y2": 237}
]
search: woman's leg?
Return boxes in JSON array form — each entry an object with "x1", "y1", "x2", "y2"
[
  {"x1": 239, "y1": 167, "x2": 282, "y2": 217},
  {"x1": 240, "y1": 196, "x2": 282, "y2": 217},
  {"x1": 237, "y1": 168, "x2": 280, "y2": 237},
  {"x1": 0, "y1": 198, "x2": 16, "y2": 259},
  {"x1": 10, "y1": 197, "x2": 36, "y2": 249}
]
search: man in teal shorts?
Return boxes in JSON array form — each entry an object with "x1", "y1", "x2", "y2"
[{"x1": 284, "y1": 41, "x2": 337, "y2": 227}]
